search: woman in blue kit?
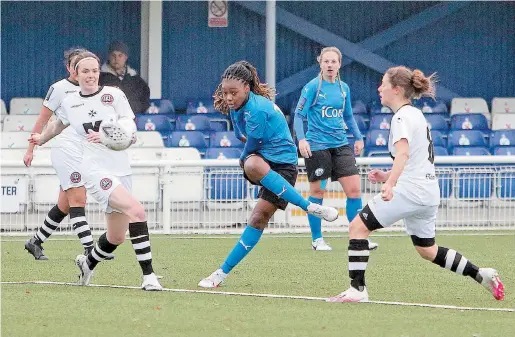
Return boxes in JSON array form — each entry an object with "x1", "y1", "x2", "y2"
[
  {"x1": 294, "y1": 47, "x2": 378, "y2": 251},
  {"x1": 198, "y1": 61, "x2": 339, "y2": 288}
]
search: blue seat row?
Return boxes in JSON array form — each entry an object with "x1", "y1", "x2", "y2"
[
  {"x1": 205, "y1": 167, "x2": 515, "y2": 201},
  {"x1": 161, "y1": 131, "x2": 244, "y2": 154},
  {"x1": 135, "y1": 113, "x2": 230, "y2": 134},
  {"x1": 365, "y1": 129, "x2": 515, "y2": 155}
]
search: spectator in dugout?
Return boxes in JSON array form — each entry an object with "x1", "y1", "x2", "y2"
[{"x1": 100, "y1": 40, "x2": 150, "y2": 113}]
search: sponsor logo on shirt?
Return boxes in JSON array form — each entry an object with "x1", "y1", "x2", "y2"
[
  {"x1": 71, "y1": 103, "x2": 85, "y2": 108},
  {"x1": 321, "y1": 106, "x2": 343, "y2": 118}
]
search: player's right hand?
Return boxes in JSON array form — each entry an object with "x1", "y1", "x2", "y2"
[
  {"x1": 298, "y1": 139, "x2": 312, "y2": 158},
  {"x1": 23, "y1": 151, "x2": 34, "y2": 167},
  {"x1": 28, "y1": 133, "x2": 43, "y2": 146},
  {"x1": 368, "y1": 169, "x2": 387, "y2": 184}
]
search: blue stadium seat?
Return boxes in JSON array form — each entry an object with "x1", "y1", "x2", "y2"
[
  {"x1": 135, "y1": 115, "x2": 175, "y2": 134},
  {"x1": 365, "y1": 130, "x2": 388, "y2": 155},
  {"x1": 457, "y1": 172, "x2": 493, "y2": 199},
  {"x1": 451, "y1": 113, "x2": 489, "y2": 131},
  {"x1": 344, "y1": 115, "x2": 367, "y2": 133},
  {"x1": 490, "y1": 130, "x2": 515, "y2": 152},
  {"x1": 368, "y1": 151, "x2": 390, "y2": 157},
  {"x1": 165, "y1": 131, "x2": 208, "y2": 153},
  {"x1": 210, "y1": 131, "x2": 244, "y2": 148},
  {"x1": 495, "y1": 147, "x2": 515, "y2": 156},
  {"x1": 434, "y1": 146, "x2": 448, "y2": 156},
  {"x1": 352, "y1": 100, "x2": 368, "y2": 115},
  {"x1": 431, "y1": 130, "x2": 447, "y2": 148},
  {"x1": 176, "y1": 115, "x2": 211, "y2": 132},
  {"x1": 146, "y1": 99, "x2": 175, "y2": 114},
  {"x1": 447, "y1": 130, "x2": 488, "y2": 151},
  {"x1": 498, "y1": 171, "x2": 515, "y2": 200},
  {"x1": 210, "y1": 120, "x2": 229, "y2": 132},
  {"x1": 413, "y1": 98, "x2": 448, "y2": 114},
  {"x1": 186, "y1": 98, "x2": 215, "y2": 114},
  {"x1": 205, "y1": 147, "x2": 242, "y2": 159},
  {"x1": 204, "y1": 112, "x2": 230, "y2": 131},
  {"x1": 425, "y1": 114, "x2": 448, "y2": 131},
  {"x1": 208, "y1": 171, "x2": 247, "y2": 200},
  {"x1": 452, "y1": 147, "x2": 490, "y2": 156},
  {"x1": 369, "y1": 101, "x2": 393, "y2": 115},
  {"x1": 369, "y1": 114, "x2": 393, "y2": 130}
]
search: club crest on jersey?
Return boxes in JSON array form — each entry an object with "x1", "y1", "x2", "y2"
[
  {"x1": 70, "y1": 172, "x2": 81, "y2": 183},
  {"x1": 101, "y1": 94, "x2": 114, "y2": 105},
  {"x1": 315, "y1": 168, "x2": 324, "y2": 177},
  {"x1": 100, "y1": 178, "x2": 112, "y2": 190}
]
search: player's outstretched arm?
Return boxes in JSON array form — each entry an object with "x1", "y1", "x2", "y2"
[
  {"x1": 368, "y1": 169, "x2": 391, "y2": 184},
  {"x1": 24, "y1": 106, "x2": 55, "y2": 166},
  {"x1": 29, "y1": 119, "x2": 68, "y2": 146}
]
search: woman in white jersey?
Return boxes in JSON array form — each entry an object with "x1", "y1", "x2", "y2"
[
  {"x1": 24, "y1": 47, "x2": 97, "y2": 260},
  {"x1": 29, "y1": 51, "x2": 162, "y2": 291},
  {"x1": 328, "y1": 66, "x2": 504, "y2": 302}
]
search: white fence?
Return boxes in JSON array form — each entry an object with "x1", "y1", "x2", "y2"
[{"x1": 1, "y1": 156, "x2": 515, "y2": 235}]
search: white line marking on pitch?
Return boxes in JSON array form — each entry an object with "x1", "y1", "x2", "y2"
[
  {"x1": 2, "y1": 232, "x2": 514, "y2": 242},
  {"x1": 1, "y1": 281, "x2": 513, "y2": 312}
]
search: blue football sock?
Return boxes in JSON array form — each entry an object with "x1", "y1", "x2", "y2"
[
  {"x1": 260, "y1": 170, "x2": 310, "y2": 210},
  {"x1": 221, "y1": 226, "x2": 263, "y2": 274},
  {"x1": 346, "y1": 197, "x2": 363, "y2": 223},
  {"x1": 307, "y1": 196, "x2": 323, "y2": 240}
]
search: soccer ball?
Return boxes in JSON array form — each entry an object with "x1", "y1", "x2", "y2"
[{"x1": 99, "y1": 116, "x2": 136, "y2": 151}]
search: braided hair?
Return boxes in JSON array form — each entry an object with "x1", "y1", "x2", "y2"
[{"x1": 213, "y1": 61, "x2": 275, "y2": 115}]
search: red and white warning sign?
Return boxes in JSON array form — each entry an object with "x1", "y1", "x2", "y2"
[{"x1": 208, "y1": 0, "x2": 228, "y2": 27}]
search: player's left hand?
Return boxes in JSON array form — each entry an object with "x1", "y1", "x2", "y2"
[
  {"x1": 87, "y1": 129, "x2": 101, "y2": 143},
  {"x1": 354, "y1": 140, "x2": 364, "y2": 156},
  {"x1": 381, "y1": 181, "x2": 394, "y2": 201}
]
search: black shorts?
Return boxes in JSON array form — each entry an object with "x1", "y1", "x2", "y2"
[
  {"x1": 243, "y1": 154, "x2": 298, "y2": 211},
  {"x1": 305, "y1": 145, "x2": 358, "y2": 182}
]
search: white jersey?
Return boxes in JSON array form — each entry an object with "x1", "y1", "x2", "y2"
[
  {"x1": 58, "y1": 86, "x2": 135, "y2": 176},
  {"x1": 43, "y1": 79, "x2": 82, "y2": 147},
  {"x1": 388, "y1": 105, "x2": 440, "y2": 206}
]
